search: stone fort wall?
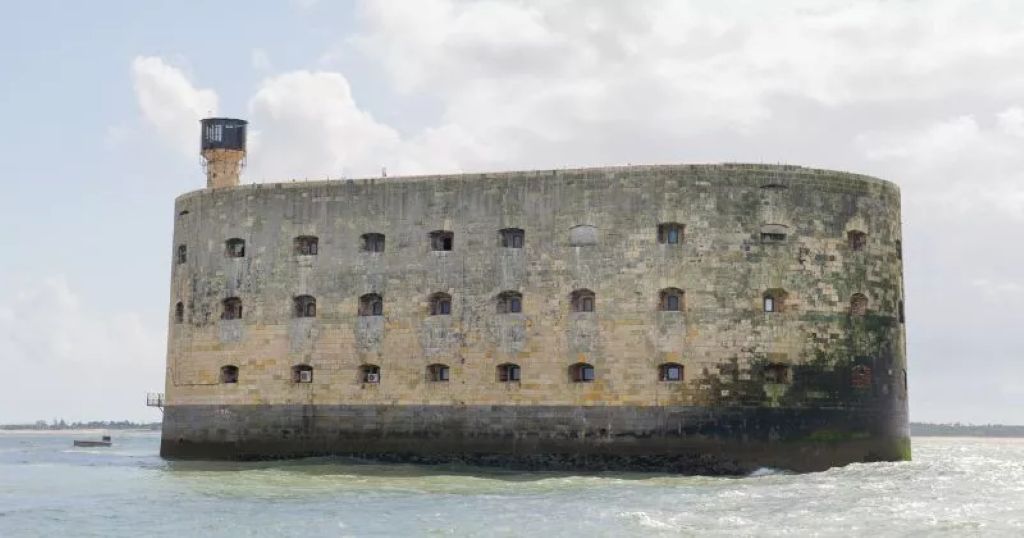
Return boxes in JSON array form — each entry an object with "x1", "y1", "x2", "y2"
[{"x1": 165, "y1": 163, "x2": 906, "y2": 416}]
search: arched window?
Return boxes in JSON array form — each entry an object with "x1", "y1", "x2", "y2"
[
  {"x1": 174, "y1": 302, "x2": 184, "y2": 324},
  {"x1": 848, "y1": 230, "x2": 867, "y2": 251},
  {"x1": 221, "y1": 297, "x2": 242, "y2": 320},
  {"x1": 360, "y1": 364, "x2": 381, "y2": 384},
  {"x1": 429, "y1": 292, "x2": 452, "y2": 316},
  {"x1": 657, "y1": 223, "x2": 684, "y2": 245},
  {"x1": 427, "y1": 363, "x2": 450, "y2": 382},
  {"x1": 499, "y1": 228, "x2": 525, "y2": 248},
  {"x1": 496, "y1": 291, "x2": 522, "y2": 314},
  {"x1": 497, "y1": 363, "x2": 521, "y2": 383},
  {"x1": 850, "y1": 293, "x2": 868, "y2": 316},
  {"x1": 225, "y1": 238, "x2": 246, "y2": 258},
  {"x1": 658, "y1": 363, "x2": 684, "y2": 382},
  {"x1": 292, "y1": 364, "x2": 313, "y2": 383},
  {"x1": 294, "y1": 236, "x2": 318, "y2": 256},
  {"x1": 294, "y1": 295, "x2": 316, "y2": 318},
  {"x1": 429, "y1": 230, "x2": 454, "y2": 251},
  {"x1": 763, "y1": 363, "x2": 790, "y2": 384},
  {"x1": 176, "y1": 244, "x2": 187, "y2": 264},
  {"x1": 359, "y1": 293, "x2": 383, "y2": 316},
  {"x1": 569, "y1": 362, "x2": 595, "y2": 383},
  {"x1": 362, "y1": 233, "x2": 385, "y2": 253},
  {"x1": 220, "y1": 365, "x2": 239, "y2": 384},
  {"x1": 659, "y1": 288, "x2": 684, "y2": 312},
  {"x1": 763, "y1": 289, "x2": 786, "y2": 313},
  {"x1": 571, "y1": 289, "x2": 595, "y2": 313}
]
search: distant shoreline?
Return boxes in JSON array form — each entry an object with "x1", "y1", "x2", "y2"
[{"x1": 910, "y1": 422, "x2": 1024, "y2": 438}]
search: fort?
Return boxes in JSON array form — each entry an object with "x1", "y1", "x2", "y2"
[{"x1": 159, "y1": 117, "x2": 909, "y2": 473}]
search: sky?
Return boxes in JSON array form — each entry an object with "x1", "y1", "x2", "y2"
[{"x1": 1, "y1": 0, "x2": 1022, "y2": 424}]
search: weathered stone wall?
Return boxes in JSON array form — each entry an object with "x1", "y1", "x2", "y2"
[{"x1": 163, "y1": 163, "x2": 908, "y2": 469}]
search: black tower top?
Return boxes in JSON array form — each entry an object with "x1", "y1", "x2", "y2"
[{"x1": 200, "y1": 118, "x2": 247, "y2": 151}]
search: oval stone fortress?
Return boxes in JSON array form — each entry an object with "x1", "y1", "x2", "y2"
[{"x1": 160, "y1": 118, "x2": 909, "y2": 473}]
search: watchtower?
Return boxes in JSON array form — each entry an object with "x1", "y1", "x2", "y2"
[{"x1": 200, "y1": 118, "x2": 247, "y2": 189}]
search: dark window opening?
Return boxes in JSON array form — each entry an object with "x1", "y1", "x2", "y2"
[
  {"x1": 362, "y1": 233, "x2": 385, "y2": 253},
  {"x1": 294, "y1": 295, "x2": 316, "y2": 318},
  {"x1": 571, "y1": 289, "x2": 596, "y2": 313},
  {"x1": 292, "y1": 364, "x2": 313, "y2": 383},
  {"x1": 763, "y1": 289, "x2": 786, "y2": 313},
  {"x1": 221, "y1": 297, "x2": 243, "y2": 320},
  {"x1": 659, "y1": 288, "x2": 684, "y2": 312},
  {"x1": 899, "y1": 300, "x2": 905, "y2": 323},
  {"x1": 848, "y1": 230, "x2": 867, "y2": 251},
  {"x1": 174, "y1": 302, "x2": 184, "y2": 324},
  {"x1": 500, "y1": 228, "x2": 525, "y2": 248},
  {"x1": 850, "y1": 293, "x2": 868, "y2": 316},
  {"x1": 761, "y1": 232, "x2": 787, "y2": 243},
  {"x1": 659, "y1": 363, "x2": 684, "y2": 382},
  {"x1": 764, "y1": 363, "x2": 791, "y2": 384},
  {"x1": 360, "y1": 364, "x2": 381, "y2": 384},
  {"x1": 760, "y1": 183, "x2": 788, "y2": 190},
  {"x1": 178, "y1": 209, "x2": 190, "y2": 216},
  {"x1": 428, "y1": 363, "x2": 450, "y2": 382},
  {"x1": 225, "y1": 238, "x2": 246, "y2": 258},
  {"x1": 496, "y1": 291, "x2": 522, "y2": 314},
  {"x1": 294, "y1": 236, "x2": 318, "y2": 256},
  {"x1": 569, "y1": 363, "x2": 595, "y2": 383},
  {"x1": 429, "y1": 292, "x2": 452, "y2": 316},
  {"x1": 359, "y1": 293, "x2": 384, "y2": 316},
  {"x1": 429, "y1": 230, "x2": 454, "y2": 251},
  {"x1": 657, "y1": 223, "x2": 685, "y2": 245},
  {"x1": 497, "y1": 363, "x2": 521, "y2": 383},
  {"x1": 176, "y1": 245, "x2": 187, "y2": 264},
  {"x1": 220, "y1": 365, "x2": 239, "y2": 384},
  {"x1": 895, "y1": 239, "x2": 903, "y2": 260}
]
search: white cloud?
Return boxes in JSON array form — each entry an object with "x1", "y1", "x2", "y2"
[
  {"x1": 131, "y1": 56, "x2": 218, "y2": 157},
  {"x1": 0, "y1": 276, "x2": 164, "y2": 423}
]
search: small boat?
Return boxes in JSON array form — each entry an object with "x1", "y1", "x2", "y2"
[{"x1": 73, "y1": 435, "x2": 112, "y2": 447}]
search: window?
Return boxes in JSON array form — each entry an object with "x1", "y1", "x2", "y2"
[
  {"x1": 496, "y1": 291, "x2": 522, "y2": 314},
  {"x1": 362, "y1": 233, "x2": 385, "y2": 253},
  {"x1": 500, "y1": 228, "x2": 525, "y2": 248},
  {"x1": 359, "y1": 293, "x2": 384, "y2": 316},
  {"x1": 497, "y1": 363, "x2": 521, "y2": 382},
  {"x1": 360, "y1": 364, "x2": 381, "y2": 384},
  {"x1": 899, "y1": 300, "x2": 905, "y2": 324},
  {"x1": 763, "y1": 289, "x2": 786, "y2": 313},
  {"x1": 569, "y1": 363, "x2": 595, "y2": 383},
  {"x1": 225, "y1": 238, "x2": 245, "y2": 258},
  {"x1": 292, "y1": 364, "x2": 313, "y2": 384},
  {"x1": 850, "y1": 293, "x2": 868, "y2": 316},
  {"x1": 221, "y1": 297, "x2": 242, "y2": 320},
  {"x1": 427, "y1": 363, "x2": 450, "y2": 382},
  {"x1": 760, "y1": 224, "x2": 788, "y2": 244},
  {"x1": 848, "y1": 230, "x2": 867, "y2": 251},
  {"x1": 657, "y1": 223, "x2": 684, "y2": 245},
  {"x1": 220, "y1": 365, "x2": 239, "y2": 384},
  {"x1": 294, "y1": 236, "x2": 318, "y2": 256},
  {"x1": 174, "y1": 302, "x2": 184, "y2": 324},
  {"x1": 658, "y1": 363, "x2": 684, "y2": 382},
  {"x1": 895, "y1": 239, "x2": 902, "y2": 260},
  {"x1": 294, "y1": 295, "x2": 316, "y2": 318},
  {"x1": 429, "y1": 230, "x2": 454, "y2": 251},
  {"x1": 176, "y1": 245, "x2": 187, "y2": 264},
  {"x1": 429, "y1": 292, "x2": 452, "y2": 315},
  {"x1": 764, "y1": 363, "x2": 790, "y2": 384},
  {"x1": 571, "y1": 289, "x2": 596, "y2": 313},
  {"x1": 569, "y1": 224, "x2": 598, "y2": 246},
  {"x1": 659, "y1": 288, "x2": 684, "y2": 312}
]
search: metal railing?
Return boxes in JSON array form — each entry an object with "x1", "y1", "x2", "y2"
[{"x1": 146, "y1": 393, "x2": 165, "y2": 408}]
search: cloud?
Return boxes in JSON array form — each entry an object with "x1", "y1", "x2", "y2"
[
  {"x1": 131, "y1": 56, "x2": 218, "y2": 156},
  {"x1": 0, "y1": 275, "x2": 165, "y2": 423}
]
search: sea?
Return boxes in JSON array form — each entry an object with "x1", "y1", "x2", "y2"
[{"x1": 1, "y1": 432, "x2": 1022, "y2": 537}]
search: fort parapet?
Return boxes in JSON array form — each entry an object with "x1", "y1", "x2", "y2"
[{"x1": 161, "y1": 150, "x2": 909, "y2": 473}]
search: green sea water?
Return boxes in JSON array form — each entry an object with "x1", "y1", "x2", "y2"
[{"x1": 1, "y1": 432, "x2": 1022, "y2": 536}]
